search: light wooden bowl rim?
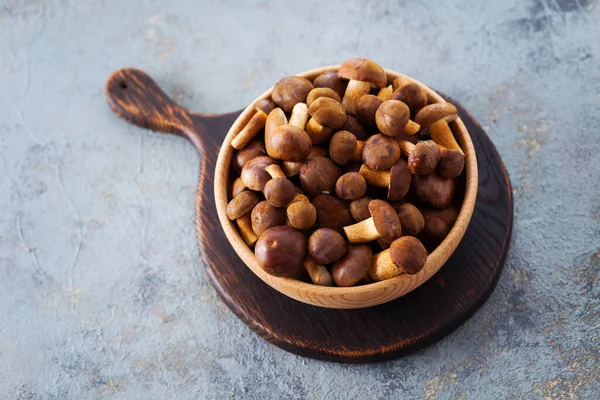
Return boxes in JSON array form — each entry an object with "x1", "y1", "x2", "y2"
[{"x1": 214, "y1": 65, "x2": 478, "y2": 309}]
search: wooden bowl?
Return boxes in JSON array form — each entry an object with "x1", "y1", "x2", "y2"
[{"x1": 214, "y1": 66, "x2": 478, "y2": 309}]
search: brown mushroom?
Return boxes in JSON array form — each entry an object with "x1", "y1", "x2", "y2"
[
  {"x1": 288, "y1": 102, "x2": 309, "y2": 130},
  {"x1": 396, "y1": 203, "x2": 425, "y2": 236},
  {"x1": 266, "y1": 124, "x2": 312, "y2": 161},
  {"x1": 265, "y1": 108, "x2": 287, "y2": 139},
  {"x1": 329, "y1": 130, "x2": 364, "y2": 166},
  {"x1": 414, "y1": 102, "x2": 458, "y2": 132},
  {"x1": 313, "y1": 71, "x2": 348, "y2": 99},
  {"x1": 262, "y1": 165, "x2": 295, "y2": 208},
  {"x1": 338, "y1": 58, "x2": 387, "y2": 115},
  {"x1": 355, "y1": 94, "x2": 383, "y2": 126},
  {"x1": 437, "y1": 147, "x2": 465, "y2": 178},
  {"x1": 375, "y1": 100, "x2": 420, "y2": 136},
  {"x1": 231, "y1": 177, "x2": 246, "y2": 198},
  {"x1": 286, "y1": 194, "x2": 317, "y2": 230},
  {"x1": 236, "y1": 214, "x2": 258, "y2": 248},
  {"x1": 304, "y1": 118, "x2": 332, "y2": 145},
  {"x1": 271, "y1": 76, "x2": 313, "y2": 113},
  {"x1": 254, "y1": 226, "x2": 307, "y2": 277},
  {"x1": 306, "y1": 87, "x2": 342, "y2": 107},
  {"x1": 308, "y1": 97, "x2": 347, "y2": 130},
  {"x1": 251, "y1": 200, "x2": 286, "y2": 236},
  {"x1": 331, "y1": 244, "x2": 373, "y2": 287},
  {"x1": 227, "y1": 190, "x2": 260, "y2": 220},
  {"x1": 240, "y1": 156, "x2": 276, "y2": 191},
  {"x1": 230, "y1": 100, "x2": 275, "y2": 150},
  {"x1": 368, "y1": 236, "x2": 427, "y2": 281},
  {"x1": 419, "y1": 206, "x2": 458, "y2": 247},
  {"x1": 299, "y1": 157, "x2": 341, "y2": 197},
  {"x1": 335, "y1": 172, "x2": 367, "y2": 200},
  {"x1": 343, "y1": 199, "x2": 402, "y2": 244},
  {"x1": 308, "y1": 228, "x2": 347, "y2": 265},
  {"x1": 429, "y1": 119, "x2": 463, "y2": 154},
  {"x1": 232, "y1": 141, "x2": 266, "y2": 174},
  {"x1": 408, "y1": 140, "x2": 441, "y2": 175},
  {"x1": 362, "y1": 134, "x2": 401, "y2": 171},
  {"x1": 343, "y1": 115, "x2": 369, "y2": 141},
  {"x1": 312, "y1": 194, "x2": 353, "y2": 232},
  {"x1": 303, "y1": 257, "x2": 334, "y2": 286},
  {"x1": 255, "y1": 99, "x2": 276, "y2": 115},
  {"x1": 359, "y1": 160, "x2": 411, "y2": 201},
  {"x1": 281, "y1": 146, "x2": 327, "y2": 177},
  {"x1": 390, "y1": 82, "x2": 428, "y2": 118},
  {"x1": 412, "y1": 172, "x2": 455, "y2": 209},
  {"x1": 349, "y1": 196, "x2": 372, "y2": 222},
  {"x1": 377, "y1": 85, "x2": 393, "y2": 101}
]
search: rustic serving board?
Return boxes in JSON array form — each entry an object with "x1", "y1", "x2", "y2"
[{"x1": 105, "y1": 68, "x2": 513, "y2": 363}]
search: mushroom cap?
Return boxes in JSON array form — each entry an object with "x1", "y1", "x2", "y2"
[
  {"x1": 286, "y1": 199, "x2": 317, "y2": 230},
  {"x1": 312, "y1": 71, "x2": 348, "y2": 98},
  {"x1": 335, "y1": 172, "x2": 367, "y2": 200},
  {"x1": 233, "y1": 141, "x2": 266, "y2": 173},
  {"x1": 251, "y1": 201, "x2": 286, "y2": 236},
  {"x1": 390, "y1": 83, "x2": 428, "y2": 117},
  {"x1": 338, "y1": 58, "x2": 387, "y2": 88},
  {"x1": 271, "y1": 76, "x2": 313, "y2": 113},
  {"x1": 375, "y1": 100, "x2": 411, "y2": 136},
  {"x1": 263, "y1": 177, "x2": 296, "y2": 207},
  {"x1": 390, "y1": 236, "x2": 427, "y2": 274},
  {"x1": 306, "y1": 87, "x2": 342, "y2": 107},
  {"x1": 312, "y1": 194, "x2": 353, "y2": 232},
  {"x1": 369, "y1": 199, "x2": 402, "y2": 243},
  {"x1": 255, "y1": 226, "x2": 307, "y2": 277},
  {"x1": 388, "y1": 160, "x2": 412, "y2": 201},
  {"x1": 419, "y1": 206, "x2": 459, "y2": 248},
  {"x1": 343, "y1": 115, "x2": 369, "y2": 141},
  {"x1": 437, "y1": 148, "x2": 465, "y2": 178},
  {"x1": 396, "y1": 203, "x2": 425, "y2": 236},
  {"x1": 227, "y1": 190, "x2": 260, "y2": 220},
  {"x1": 299, "y1": 157, "x2": 341, "y2": 197},
  {"x1": 414, "y1": 102, "x2": 458, "y2": 130},
  {"x1": 240, "y1": 156, "x2": 276, "y2": 191},
  {"x1": 412, "y1": 172, "x2": 455, "y2": 209},
  {"x1": 308, "y1": 97, "x2": 348, "y2": 130},
  {"x1": 231, "y1": 177, "x2": 246, "y2": 198},
  {"x1": 408, "y1": 140, "x2": 441, "y2": 175},
  {"x1": 255, "y1": 99, "x2": 276, "y2": 115},
  {"x1": 308, "y1": 228, "x2": 347, "y2": 265},
  {"x1": 362, "y1": 134, "x2": 401, "y2": 171},
  {"x1": 268, "y1": 124, "x2": 312, "y2": 161},
  {"x1": 329, "y1": 130, "x2": 358, "y2": 166},
  {"x1": 349, "y1": 196, "x2": 372, "y2": 222},
  {"x1": 355, "y1": 94, "x2": 383, "y2": 126},
  {"x1": 331, "y1": 244, "x2": 373, "y2": 287}
]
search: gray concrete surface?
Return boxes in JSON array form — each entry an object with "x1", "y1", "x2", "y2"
[{"x1": 1, "y1": 0, "x2": 599, "y2": 398}]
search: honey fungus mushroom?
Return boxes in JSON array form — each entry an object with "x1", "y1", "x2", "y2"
[
  {"x1": 343, "y1": 199, "x2": 402, "y2": 244},
  {"x1": 338, "y1": 58, "x2": 387, "y2": 115},
  {"x1": 254, "y1": 226, "x2": 307, "y2": 277},
  {"x1": 271, "y1": 76, "x2": 313, "y2": 113},
  {"x1": 359, "y1": 160, "x2": 411, "y2": 201}
]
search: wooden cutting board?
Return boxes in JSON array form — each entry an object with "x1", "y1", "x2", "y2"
[{"x1": 105, "y1": 68, "x2": 513, "y2": 363}]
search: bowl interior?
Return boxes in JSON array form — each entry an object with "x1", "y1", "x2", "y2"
[{"x1": 214, "y1": 66, "x2": 478, "y2": 309}]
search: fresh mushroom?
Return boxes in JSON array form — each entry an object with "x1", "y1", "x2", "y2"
[
  {"x1": 419, "y1": 206, "x2": 458, "y2": 247},
  {"x1": 312, "y1": 71, "x2": 348, "y2": 99},
  {"x1": 390, "y1": 81, "x2": 428, "y2": 118},
  {"x1": 226, "y1": 190, "x2": 260, "y2": 220},
  {"x1": 437, "y1": 147, "x2": 465, "y2": 178},
  {"x1": 407, "y1": 140, "x2": 441, "y2": 175},
  {"x1": 335, "y1": 172, "x2": 367, "y2": 200},
  {"x1": 308, "y1": 97, "x2": 348, "y2": 130},
  {"x1": 299, "y1": 156, "x2": 341, "y2": 197},
  {"x1": 375, "y1": 100, "x2": 420, "y2": 136},
  {"x1": 303, "y1": 257, "x2": 334, "y2": 286},
  {"x1": 240, "y1": 156, "x2": 276, "y2": 191},
  {"x1": 308, "y1": 228, "x2": 347, "y2": 265},
  {"x1": 362, "y1": 134, "x2": 401, "y2": 171},
  {"x1": 338, "y1": 58, "x2": 387, "y2": 115},
  {"x1": 236, "y1": 214, "x2": 258, "y2": 247},
  {"x1": 312, "y1": 194, "x2": 353, "y2": 232},
  {"x1": 271, "y1": 76, "x2": 313, "y2": 113},
  {"x1": 343, "y1": 115, "x2": 369, "y2": 141},
  {"x1": 306, "y1": 87, "x2": 342, "y2": 107},
  {"x1": 355, "y1": 94, "x2": 383, "y2": 126},
  {"x1": 412, "y1": 172, "x2": 455, "y2": 209},
  {"x1": 232, "y1": 140, "x2": 266, "y2": 174},
  {"x1": 368, "y1": 236, "x2": 427, "y2": 281},
  {"x1": 329, "y1": 130, "x2": 364, "y2": 166},
  {"x1": 230, "y1": 100, "x2": 275, "y2": 150},
  {"x1": 254, "y1": 226, "x2": 307, "y2": 277},
  {"x1": 266, "y1": 124, "x2": 312, "y2": 162},
  {"x1": 414, "y1": 102, "x2": 458, "y2": 133},
  {"x1": 251, "y1": 200, "x2": 286, "y2": 236},
  {"x1": 343, "y1": 199, "x2": 402, "y2": 243},
  {"x1": 263, "y1": 164, "x2": 295, "y2": 207},
  {"x1": 281, "y1": 146, "x2": 327, "y2": 177},
  {"x1": 358, "y1": 160, "x2": 411, "y2": 201},
  {"x1": 331, "y1": 244, "x2": 373, "y2": 287},
  {"x1": 349, "y1": 196, "x2": 372, "y2": 222},
  {"x1": 396, "y1": 203, "x2": 425, "y2": 236},
  {"x1": 429, "y1": 119, "x2": 463, "y2": 154},
  {"x1": 288, "y1": 102, "x2": 309, "y2": 130},
  {"x1": 286, "y1": 194, "x2": 317, "y2": 230},
  {"x1": 231, "y1": 177, "x2": 246, "y2": 198}
]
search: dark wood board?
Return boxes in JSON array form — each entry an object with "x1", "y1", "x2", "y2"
[{"x1": 105, "y1": 68, "x2": 513, "y2": 363}]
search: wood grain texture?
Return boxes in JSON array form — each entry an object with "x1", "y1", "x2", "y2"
[{"x1": 105, "y1": 68, "x2": 513, "y2": 363}]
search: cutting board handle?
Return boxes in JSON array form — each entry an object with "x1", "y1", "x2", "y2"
[{"x1": 105, "y1": 68, "x2": 205, "y2": 149}]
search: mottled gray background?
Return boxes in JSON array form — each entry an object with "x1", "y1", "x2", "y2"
[{"x1": 1, "y1": 0, "x2": 599, "y2": 399}]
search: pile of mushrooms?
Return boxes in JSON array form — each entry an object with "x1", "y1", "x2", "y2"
[{"x1": 227, "y1": 57, "x2": 464, "y2": 287}]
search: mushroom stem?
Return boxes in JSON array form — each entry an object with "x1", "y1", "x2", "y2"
[
  {"x1": 305, "y1": 118, "x2": 333, "y2": 144},
  {"x1": 289, "y1": 103, "x2": 309, "y2": 130},
  {"x1": 342, "y1": 80, "x2": 371, "y2": 115},
  {"x1": 402, "y1": 120, "x2": 421, "y2": 135},
  {"x1": 359, "y1": 164, "x2": 389, "y2": 187},
  {"x1": 236, "y1": 214, "x2": 258, "y2": 248},
  {"x1": 368, "y1": 249, "x2": 404, "y2": 281},
  {"x1": 429, "y1": 119, "x2": 463, "y2": 154},
  {"x1": 398, "y1": 140, "x2": 416, "y2": 157},
  {"x1": 343, "y1": 217, "x2": 380, "y2": 243},
  {"x1": 353, "y1": 140, "x2": 364, "y2": 161},
  {"x1": 304, "y1": 258, "x2": 335, "y2": 286},
  {"x1": 264, "y1": 164, "x2": 286, "y2": 179},
  {"x1": 377, "y1": 85, "x2": 393, "y2": 101},
  {"x1": 231, "y1": 110, "x2": 268, "y2": 150}
]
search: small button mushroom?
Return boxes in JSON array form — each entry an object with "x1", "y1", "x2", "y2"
[
  {"x1": 286, "y1": 194, "x2": 317, "y2": 230},
  {"x1": 396, "y1": 203, "x2": 425, "y2": 236},
  {"x1": 335, "y1": 172, "x2": 367, "y2": 200},
  {"x1": 236, "y1": 214, "x2": 258, "y2": 248},
  {"x1": 227, "y1": 190, "x2": 260, "y2": 220},
  {"x1": 240, "y1": 155, "x2": 276, "y2": 191},
  {"x1": 313, "y1": 71, "x2": 348, "y2": 99},
  {"x1": 299, "y1": 156, "x2": 341, "y2": 197},
  {"x1": 308, "y1": 97, "x2": 347, "y2": 130},
  {"x1": 231, "y1": 100, "x2": 275, "y2": 150},
  {"x1": 329, "y1": 130, "x2": 364, "y2": 166},
  {"x1": 414, "y1": 102, "x2": 458, "y2": 135},
  {"x1": 355, "y1": 94, "x2": 383, "y2": 126},
  {"x1": 437, "y1": 147, "x2": 465, "y2": 178},
  {"x1": 251, "y1": 200, "x2": 286, "y2": 236},
  {"x1": 412, "y1": 172, "x2": 455, "y2": 209},
  {"x1": 303, "y1": 257, "x2": 334, "y2": 286},
  {"x1": 408, "y1": 140, "x2": 441, "y2": 175},
  {"x1": 267, "y1": 124, "x2": 312, "y2": 162},
  {"x1": 308, "y1": 228, "x2": 347, "y2": 265},
  {"x1": 349, "y1": 196, "x2": 372, "y2": 222},
  {"x1": 254, "y1": 226, "x2": 307, "y2": 277},
  {"x1": 343, "y1": 199, "x2": 402, "y2": 244},
  {"x1": 232, "y1": 141, "x2": 266, "y2": 174},
  {"x1": 231, "y1": 177, "x2": 246, "y2": 198},
  {"x1": 288, "y1": 102, "x2": 309, "y2": 130},
  {"x1": 338, "y1": 57, "x2": 387, "y2": 115},
  {"x1": 306, "y1": 87, "x2": 342, "y2": 107},
  {"x1": 419, "y1": 206, "x2": 458, "y2": 247},
  {"x1": 362, "y1": 134, "x2": 401, "y2": 171},
  {"x1": 359, "y1": 160, "x2": 411, "y2": 201},
  {"x1": 343, "y1": 115, "x2": 369, "y2": 141},
  {"x1": 263, "y1": 164, "x2": 295, "y2": 207},
  {"x1": 312, "y1": 194, "x2": 353, "y2": 232},
  {"x1": 271, "y1": 76, "x2": 313, "y2": 113},
  {"x1": 368, "y1": 236, "x2": 427, "y2": 281},
  {"x1": 375, "y1": 100, "x2": 420, "y2": 136},
  {"x1": 390, "y1": 82, "x2": 428, "y2": 118},
  {"x1": 377, "y1": 85, "x2": 393, "y2": 101},
  {"x1": 331, "y1": 244, "x2": 373, "y2": 287},
  {"x1": 429, "y1": 118, "x2": 463, "y2": 154},
  {"x1": 281, "y1": 146, "x2": 327, "y2": 177}
]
